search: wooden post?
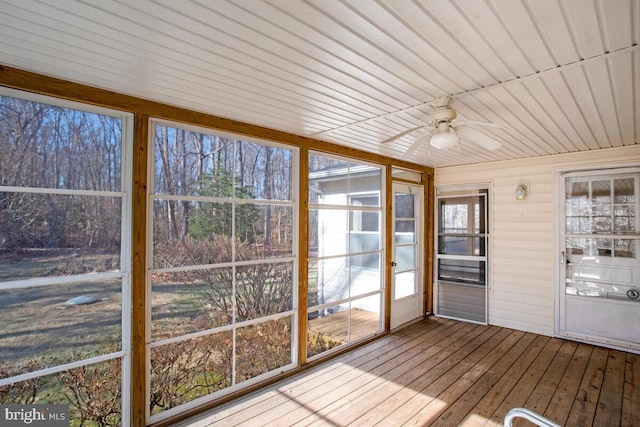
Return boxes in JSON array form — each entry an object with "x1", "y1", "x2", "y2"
[
  {"x1": 131, "y1": 113, "x2": 149, "y2": 426},
  {"x1": 384, "y1": 165, "x2": 393, "y2": 331},
  {"x1": 424, "y1": 172, "x2": 435, "y2": 315},
  {"x1": 298, "y1": 146, "x2": 309, "y2": 365}
]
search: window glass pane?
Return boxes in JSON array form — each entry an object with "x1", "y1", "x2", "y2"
[
  {"x1": 395, "y1": 220, "x2": 415, "y2": 241},
  {"x1": 349, "y1": 228, "x2": 380, "y2": 255},
  {"x1": 567, "y1": 180, "x2": 589, "y2": 199},
  {"x1": 188, "y1": 200, "x2": 235, "y2": 245},
  {"x1": 236, "y1": 143, "x2": 293, "y2": 201},
  {"x1": 235, "y1": 262, "x2": 293, "y2": 322},
  {"x1": 348, "y1": 168, "x2": 381, "y2": 204},
  {"x1": 307, "y1": 259, "x2": 319, "y2": 307},
  {"x1": 350, "y1": 250, "x2": 380, "y2": 271},
  {"x1": 614, "y1": 238, "x2": 635, "y2": 258},
  {"x1": 615, "y1": 205, "x2": 635, "y2": 233},
  {"x1": 592, "y1": 180, "x2": 611, "y2": 203},
  {"x1": 395, "y1": 193, "x2": 415, "y2": 218},
  {"x1": 0, "y1": 358, "x2": 122, "y2": 426},
  {"x1": 150, "y1": 333, "x2": 232, "y2": 415},
  {"x1": 566, "y1": 237, "x2": 594, "y2": 256},
  {"x1": 349, "y1": 209, "x2": 379, "y2": 232},
  {"x1": 566, "y1": 217, "x2": 584, "y2": 234},
  {"x1": 313, "y1": 209, "x2": 348, "y2": 257},
  {"x1": 438, "y1": 236, "x2": 485, "y2": 256},
  {"x1": 350, "y1": 194, "x2": 379, "y2": 208},
  {"x1": 592, "y1": 204, "x2": 611, "y2": 216},
  {"x1": 308, "y1": 209, "x2": 319, "y2": 257},
  {"x1": 308, "y1": 156, "x2": 351, "y2": 205},
  {"x1": 311, "y1": 257, "x2": 349, "y2": 306},
  {"x1": 0, "y1": 95, "x2": 122, "y2": 191},
  {"x1": 440, "y1": 203, "x2": 468, "y2": 233},
  {"x1": 0, "y1": 194, "x2": 121, "y2": 282},
  {"x1": 235, "y1": 204, "x2": 293, "y2": 260},
  {"x1": 350, "y1": 254, "x2": 381, "y2": 295},
  {"x1": 350, "y1": 295, "x2": 382, "y2": 340},
  {"x1": 236, "y1": 317, "x2": 292, "y2": 384},
  {"x1": 438, "y1": 259, "x2": 486, "y2": 286},
  {"x1": 154, "y1": 125, "x2": 234, "y2": 197},
  {"x1": 395, "y1": 271, "x2": 416, "y2": 299},
  {"x1": 565, "y1": 181, "x2": 589, "y2": 220},
  {"x1": 309, "y1": 158, "x2": 381, "y2": 205},
  {"x1": 593, "y1": 214, "x2": 612, "y2": 233},
  {"x1": 307, "y1": 306, "x2": 347, "y2": 358},
  {"x1": 0, "y1": 279, "x2": 122, "y2": 377},
  {"x1": 153, "y1": 200, "x2": 233, "y2": 268},
  {"x1": 614, "y1": 178, "x2": 634, "y2": 203},
  {"x1": 396, "y1": 245, "x2": 415, "y2": 271},
  {"x1": 151, "y1": 268, "x2": 233, "y2": 341}
]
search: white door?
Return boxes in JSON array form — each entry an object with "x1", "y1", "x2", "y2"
[
  {"x1": 558, "y1": 169, "x2": 640, "y2": 352},
  {"x1": 390, "y1": 183, "x2": 424, "y2": 329}
]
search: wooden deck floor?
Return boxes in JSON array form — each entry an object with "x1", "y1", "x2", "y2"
[{"x1": 174, "y1": 317, "x2": 640, "y2": 427}]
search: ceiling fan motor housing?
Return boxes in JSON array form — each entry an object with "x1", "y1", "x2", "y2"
[{"x1": 430, "y1": 106, "x2": 457, "y2": 130}]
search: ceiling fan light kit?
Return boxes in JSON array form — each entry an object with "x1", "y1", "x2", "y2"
[{"x1": 430, "y1": 131, "x2": 459, "y2": 149}]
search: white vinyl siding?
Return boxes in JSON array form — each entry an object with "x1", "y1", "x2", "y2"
[{"x1": 435, "y1": 145, "x2": 640, "y2": 336}]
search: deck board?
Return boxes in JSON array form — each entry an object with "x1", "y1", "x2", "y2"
[
  {"x1": 622, "y1": 353, "x2": 640, "y2": 426},
  {"x1": 543, "y1": 343, "x2": 592, "y2": 425},
  {"x1": 174, "y1": 317, "x2": 640, "y2": 427},
  {"x1": 593, "y1": 350, "x2": 627, "y2": 427},
  {"x1": 565, "y1": 346, "x2": 609, "y2": 427}
]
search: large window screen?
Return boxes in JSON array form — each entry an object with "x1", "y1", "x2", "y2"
[
  {"x1": 307, "y1": 155, "x2": 384, "y2": 359},
  {"x1": 0, "y1": 90, "x2": 131, "y2": 426},
  {"x1": 148, "y1": 122, "x2": 297, "y2": 421}
]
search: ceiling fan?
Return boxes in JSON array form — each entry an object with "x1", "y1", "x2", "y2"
[{"x1": 382, "y1": 96, "x2": 506, "y2": 156}]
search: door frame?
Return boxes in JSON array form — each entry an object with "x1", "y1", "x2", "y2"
[{"x1": 390, "y1": 182, "x2": 425, "y2": 329}]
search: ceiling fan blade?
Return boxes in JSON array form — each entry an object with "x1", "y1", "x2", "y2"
[
  {"x1": 456, "y1": 126, "x2": 502, "y2": 150},
  {"x1": 402, "y1": 133, "x2": 431, "y2": 159},
  {"x1": 381, "y1": 126, "x2": 424, "y2": 143}
]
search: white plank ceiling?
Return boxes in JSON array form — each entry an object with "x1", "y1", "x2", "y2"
[{"x1": 0, "y1": 0, "x2": 638, "y2": 167}]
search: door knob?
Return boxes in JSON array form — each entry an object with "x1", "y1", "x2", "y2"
[{"x1": 391, "y1": 261, "x2": 397, "y2": 267}]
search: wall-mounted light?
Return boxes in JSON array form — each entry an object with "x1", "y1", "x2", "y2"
[{"x1": 515, "y1": 181, "x2": 529, "y2": 200}]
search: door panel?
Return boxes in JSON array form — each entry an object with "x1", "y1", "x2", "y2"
[
  {"x1": 559, "y1": 170, "x2": 640, "y2": 352},
  {"x1": 390, "y1": 183, "x2": 423, "y2": 329}
]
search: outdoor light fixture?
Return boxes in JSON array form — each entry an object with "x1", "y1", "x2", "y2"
[
  {"x1": 515, "y1": 182, "x2": 529, "y2": 200},
  {"x1": 430, "y1": 122, "x2": 459, "y2": 149}
]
